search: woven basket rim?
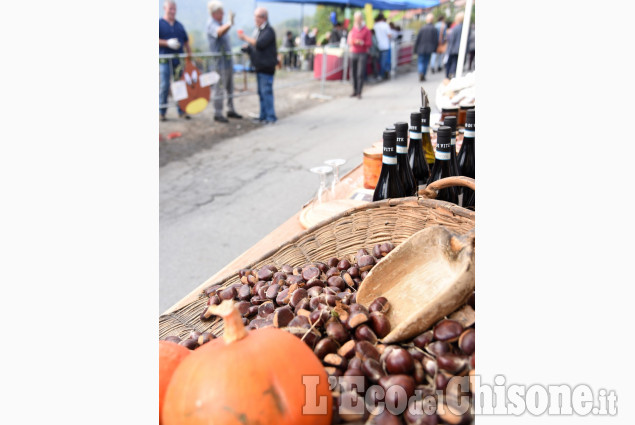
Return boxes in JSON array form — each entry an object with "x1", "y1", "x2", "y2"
[{"x1": 168, "y1": 195, "x2": 475, "y2": 310}]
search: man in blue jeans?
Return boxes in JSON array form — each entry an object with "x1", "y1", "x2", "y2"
[
  {"x1": 414, "y1": 13, "x2": 438, "y2": 81},
  {"x1": 159, "y1": 1, "x2": 191, "y2": 121},
  {"x1": 238, "y1": 7, "x2": 278, "y2": 124}
]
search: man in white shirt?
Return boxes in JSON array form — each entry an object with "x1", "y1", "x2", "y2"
[{"x1": 373, "y1": 13, "x2": 391, "y2": 80}]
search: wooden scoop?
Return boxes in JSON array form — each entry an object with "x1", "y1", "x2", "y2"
[{"x1": 356, "y1": 225, "x2": 475, "y2": 344}]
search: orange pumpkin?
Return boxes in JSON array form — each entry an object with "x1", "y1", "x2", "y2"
[
  {"x1": 162, "y1": 301, "x2": 333, "y2": 425},
  {"x1": 159, "y1": 340, "x2": 190, "y2": 425}
]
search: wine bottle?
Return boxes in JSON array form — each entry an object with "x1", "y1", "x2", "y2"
[
  {"x1": 426, "y1": 126, "x2": 458, "y2": 204},
  {"x1": 407, "y1": 111, "x2": 430, "y2": 191},
  {"x1": 394, "y1": 122, "x2": 417, "y2": 196},
  {"x1": 373, "y1": 129, "x2": 406, "y2": 201},
  {"x1": 443, "y1": 116, "x2": 461, "y2": 178},
  {"x1": 420, "y1": 106, "x2": 435, "y2": 169},
  {"x1": 457, "y1": 109, "x2": 475, "y2": 209}
]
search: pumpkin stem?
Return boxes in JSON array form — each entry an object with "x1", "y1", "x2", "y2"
[{"x1": 206, "y1": 300, "x2": 248, "y2": 344}]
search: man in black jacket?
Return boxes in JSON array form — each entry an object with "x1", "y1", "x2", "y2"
[
  {"x1": 414, "y1": 13, "x2": 438, "y2": 82},
  {"x1": 239, "y1": 7, "x2": 278, "y2": 124}
]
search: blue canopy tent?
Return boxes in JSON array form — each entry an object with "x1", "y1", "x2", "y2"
[{"x1": 259, "y1": 0, "x2": 441, "y2": 10}]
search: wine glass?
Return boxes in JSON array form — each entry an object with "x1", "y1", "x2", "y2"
[
  {"x1": 324, "y1": 158, "x2": 346, "y2": 198},
  {"x1": 309, "y1": 165, "x2": 333, "y2": 206}
]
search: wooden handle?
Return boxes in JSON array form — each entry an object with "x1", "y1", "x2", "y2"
[{"x1": 419, "y1": 176, "x2": 475, "y2": 200}]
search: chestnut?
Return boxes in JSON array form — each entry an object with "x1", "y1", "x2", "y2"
[
  {"x1": 275, "y1": 287, "x2": 290, "y2": 305},
  {"x1": 369, "y1": 312, "x2": 391, "y2": 338},
  {"x1": 379, "y1": 242, "x2": 394, "y2": 257},
  {"x1": 338, "y1": 340, "x2": 356, "y2": 359},
  {"x1": 281, "y1": 264, "x2": 294, "y2": 274},
  {"x1": 433, "y1": 319, "x2": 464, "y2": 343},
  {"x1": 207, "y1": 295, "x2": 220, "y2": 306},
  {"x1": 258, "y1": 301, "x2": 275, "y2": 317},
  {"x1": 313, "y1": 261, "x2": 328, "y2": 273},
  {"x1": 204, "y1": 284, "x2": 221, "y2": 297},
  {"x1": 458, "y1": 328, "x2": 475, "y2": 356},
  {"x1": 369, "y1": 297, "x2": 390, "y2": 314},
  {"x1": 289, "y1": 288, "x2": 308, "y2": 307},
  {"x1": 337, "y1": 259, "x2": 351, "y2": 271},
  {"x1": 235, "y1": 300, "x2": 251, "y2": 317},
  {"x1": 340, "y1": 271, "x2": 355, "y2": 289},
  {"x1": 426, "y1": 341, "x2": 451, "y2": 357},
  {"x1": 326, "y1": 320, "x2": 349, "y2": 344},
  {"x1": 347, "y1": 266, "x2": 360, "y2": 278},
  {"x1": 287, "y1": 275, "x2": 305, "y2": 285},
  {"x1": 436, "y1": 353, "x2": 467, "y2": 375},
  {"x1": 379, "y1": 374, "x2": 416, "y2": 409},
  {"x1": 164, "y1": 335, "x2": 181, "y2": 344},
  {"x1": 301, "y1": 266, "x2": 321, "y2": 281},
  {"x1": 257, "y1": 268, "x2": 274, "y2": 281},
  {"x1": 309, "y1": 308, "x2": 330, "y2": 327},
  {"x1": 385, "y1": 347, "x2": 414, "y2": 375},
  {"x1": 237, "y1": 284, "x2": 251, "y2": 300},
  {"x1": 273, "y1": 306, "x2": 295, "y2": 327},
  {"x1": 265, "y1": 283, "x2": 280, "y2": 300},
  {"x1": 360, "y1": 271, "x2": 369, "y2": 280},
  {"x1": 324, "y1": 353, "x2": 348, "y2": 369},
  {"x1": 327, "y1": 276, "x2": 346, "y2": 291},
  {"x1": 412, "y1": 330, "x2": 434, "y2": 349},
  {"x1": 314, "y1": 338, "x2": 339, "y2": 359},
  {"x1": 358, "y1": 255, "x2": 376, "y2": 272},
  {"x1": 179, "y1": 338, "x2": 199, "y2": 350},
  {"x1": 326, "y1": 267, "x2": 340, "y2": 279},
  {"x1": 361, "y1": 357, "x2": 385, "y2": 383},
  {"x1": 247, "y1": 305, "x2": 259, "y2": 317},
  {"x1": 355, "y1": 340, "x2": 380, "y2": 361},
  {"x1": 354, "y1": 324, "x2": 378, "y2": 344},
  {"x1": 327, "y1": 257, "x2": 340, "y2": 268},
  {"x1": 219, "y1": 286, "x2": 236, "y2": 301},
  {"x1": 347, "y1": 310, "x2": 369, "y2": 329},
  {"x1": 288, "y1": 315, "x2": 310, "y2": 329}
]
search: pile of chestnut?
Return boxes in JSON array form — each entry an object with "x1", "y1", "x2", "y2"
[{"x1": 164, "y1": 242, "x2": 476, "y2": 424}]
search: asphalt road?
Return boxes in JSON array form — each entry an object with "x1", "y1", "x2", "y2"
[{"x1": 160, "y1": 68, "x2": 449, "y2": 313}]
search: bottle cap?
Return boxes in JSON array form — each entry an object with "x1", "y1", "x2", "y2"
[
  {"x1": 466, "y1": 109, "x2": 475, "y2": 125},
  {"x1": 443, "y1": 116, "x2": 457, "y2": 133},
  {"x1": 382, "y1": 130, "x2": 397, "y2": 155},
  {"x1": 436, "y1": 126, "x2": 451, "y2": 148},
  {"x1": 410, "y1": 112, "x2": 422, "y2": 130},
  {"x1": 394, "y1": 122, "x2": 408, "y2": 133}
]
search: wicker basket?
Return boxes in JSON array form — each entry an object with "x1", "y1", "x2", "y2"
[{"x1": 159, "y1": 177, "x2": 475, "y2": 340}]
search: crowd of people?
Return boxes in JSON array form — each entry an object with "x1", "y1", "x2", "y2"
[
  {"x1": 414, "y1": 11, "x2": 475, "y2": 82},
  {"x1": 159, "y1": 0, "x2": 278, "y2": 125},
  {"x1": 159, "y1": 1, "x2": 474, "y2": 123}
]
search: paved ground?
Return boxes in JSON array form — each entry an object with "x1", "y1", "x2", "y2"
[{"x1": 160, "y1": 66, "x2": 449, "y2": 313}]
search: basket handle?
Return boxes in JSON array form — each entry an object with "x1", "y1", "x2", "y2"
[{"x1": 419, "y1": 176, "x2": 475, "y2": 199}]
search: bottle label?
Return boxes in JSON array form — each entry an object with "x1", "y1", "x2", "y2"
[
  {"x1": 451, "y1": 137, "x2": 456, "y2": 146},
  {"x1": 421, "y1": 126, "x2": 430, "y2": 133},
  {"x1": 382, "y1": 155, "x2": 397, "y2": 165},
  {"x1": 435, "y1": 151, "x2": 451, "y2": 160},
  {"x1": 396, "y1": 136, "x2": 407, "y2": 146},
  {"x1": 396, "y1": 145, "x2": 408, "y2": 154},
  {"x1": 409, "y1": 131, "x2": 422, "y2": 140},
  {"x1": 464, "y1": 129, "x2": 475, "y2": 138}
]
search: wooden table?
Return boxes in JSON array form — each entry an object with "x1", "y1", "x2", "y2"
[{"x1": 162, "y1": 164, "x2": 365, "y2": 315}]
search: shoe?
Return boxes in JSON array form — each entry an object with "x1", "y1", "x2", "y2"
[
  {"x1": 350, "y1": 92, "x2": 357, "y2": 97},
  {"x1": 422, "y1": 75, "x2": 426, "y2": 81},
  {"x1": 227, "y1": 110, "x2": 243, "y2": 119},
  {"x1": 214, "y1": 115, "x2": 229, "y2": 123},
  {"x1": 251, "y1": 118, "x2": 264, "y2": 124},
  {"x1": 160, "y1": 115, "x2": 167, "y2": 122},
  {"x1": 264, "y1": 120, "x2": 277, "y2": 125},
  {"x1": 357, "y1": 94, "x2": 362, "y2": 99},
  {"x1": 179, "y1": 113, "x2": 191, "y2": 120}
]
